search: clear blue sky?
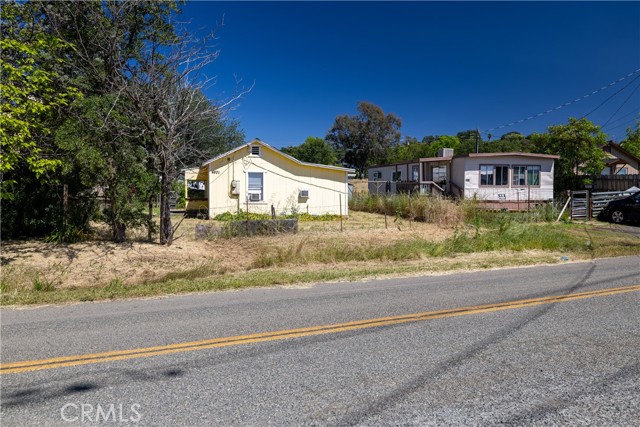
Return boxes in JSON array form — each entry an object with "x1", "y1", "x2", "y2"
[{"x1": 182, "y1": 1, "x2": 640, "y2": 148}]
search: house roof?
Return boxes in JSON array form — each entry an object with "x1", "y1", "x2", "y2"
[
  {"x1": 455, "y1": 152, "x2": 560, "y2": 160},
  {"x1": 370, "y1": 152, "x2": 559, "y2": 169},
  {"x1": 418, "y1": 156, "x2": 453, "y2": 162},
  {"x1": 201, "y1": 139, "x2": 354, "y2": 173},
  {"x1": 602, "y1": 141, "x2": 640, "y2": 166},
  {"x1": 369, "y1": 159, "x2": 422, "y2": 168}
]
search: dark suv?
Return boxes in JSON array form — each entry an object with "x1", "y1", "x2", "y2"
[{"x1": 598, "y1": 191, "x2": 640, "y2": 224}]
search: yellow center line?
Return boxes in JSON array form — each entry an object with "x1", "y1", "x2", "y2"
[{"x1": 2, "y1": 284, "x2": 639, "y2": 375}]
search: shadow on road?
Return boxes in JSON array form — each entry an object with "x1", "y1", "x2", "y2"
[{"x1": 3, "y1": 261, "x2": 638, "y2": 418}]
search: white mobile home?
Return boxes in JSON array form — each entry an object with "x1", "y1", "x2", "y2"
[{"x1": 368, "y1": 151, "x2": 559, "y2": 210}]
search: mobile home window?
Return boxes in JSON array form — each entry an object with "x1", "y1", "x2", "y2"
[
  {"x1": 392, "y1": 171, "x2": 402, "y2": 182},
  {"x1": 248, "y1": 172, "x2": 263, "y2": 201},
  {"x1": 527, "y1": 165, "x2": 540, "y2": 186},
  {"x1": 512, "y1": 166, "x2": 526, "y2": 186},
  {"x1": 411, "y1": 165, "x2": 419, "y2": 181},
  {"x1": 512, "y1": 165, "x2": 540, "y2": 187},
  {"x1": 432, "y1": 166, "x2": 447, "y2": 183},
  {"x1": 480, "y1": 165, "x2": 508, "y2": 186},
  {"x1": 372, "y1": 171, "x2": 382, "y2": 181},
  {"x1": 480, "y1": 165, "x2": 494, "y2": 186}
]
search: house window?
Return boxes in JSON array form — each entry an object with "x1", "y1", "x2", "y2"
[
  {"x1": 495, "y1": 166, "x2": 509, "y2": 186},
  {"x1": 480, "y1": 165, "x2": 508, "y2": 186},
  {"x1": 248, "y1": 172, "x2": 263, "y2": 201},
  {"x1": 432, "y1": 166, "x2": 447, "y2": 183},
  {"x1": 512, "y1": 165, "x2": 541, "y2": 187},
  {"x1": 617, "y1": 167, "x2": 628, "y2": 175},
  {"x1": 527, "y1": 165, "x2": 540, "y2": 186},
  {"x1": 187, "y1": 180, "x2": 206, "y2": 200},
  {"x1": 250, "y1": 145, "x2": 261, "y2": 156},
  {"x1": 411, "y1": 165, "x2": 419, "y2": 181},
  {"x1": 372, "y1": 171, "x2": 382, "y2": 181},
  {"x1": 512, "y1": 166, "x2": 526, "y2": 186},
  {"x1": 392, "y1": 171, "x2": 402, "y2": 182}
]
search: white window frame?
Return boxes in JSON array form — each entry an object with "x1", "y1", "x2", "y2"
[
  {"x1": 432, "y1": 165, "x2": 447, "y2": 183},
  {"x1": 512, "y1": 165, "x2": 541, "y2": 187},
  {"x1": 480, "y1": 164, "x2": 509, "y2": 187},
  {"x1": 247, "y1": 172, "x2": 264, "y2": 202},
  {"x1": 411, "y1": 165, "x2": 419, "y2": 181}
]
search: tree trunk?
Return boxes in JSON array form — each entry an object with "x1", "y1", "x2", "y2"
[
  {"x1": 107, "y1": 187, "x2": 127, "y2": 243},
  {"x1": 148, "y1": 196, "x2": 154, "y2": 242},
  {"x1": 112, "y1": 221, "x2": 127, "y2": 243},
  {"x1": 159, "y1": 173, "x2": 173, "y2": 245}
]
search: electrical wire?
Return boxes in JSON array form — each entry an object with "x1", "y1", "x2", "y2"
[
  {"x1": 582, "y1": 73, "x2": 640, "y2": 119},
  {"x1": 482, "y1": 68, "x2": 640, "y2": 134},
  {"x1": 601, "y1": 83, "x2": 640, "y2": 128},
  {"x1": 602, "y1": 116, "x2": 639, "y2": 133},
  {"x1": 602, "y1": 109, "x2": 640, "y2": 128}
]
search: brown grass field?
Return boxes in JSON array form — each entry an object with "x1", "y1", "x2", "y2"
[
  {"x1": 1, "y1": 209, "x2": 638, "y2": 305},
  {"x1": 1, "y1": 211, "x2": 453, "y2": 291}
]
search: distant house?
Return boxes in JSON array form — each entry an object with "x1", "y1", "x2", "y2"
[
  {"x1": 367, "y1": 150, "x2": 559, "y2": 211},
  {"x1": 184, "y1": 139, "x2": 354, "y2": 219},
  {"x1": 601, "y1": 141, "x2": 640, "y2": 175}
]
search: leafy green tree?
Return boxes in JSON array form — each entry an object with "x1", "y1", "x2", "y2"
[
  {"x1": 479, "y1": 131, "x2": 534, "y2": 153},
  {"x1": 39, "y1": 0, "x2": 182, "y2": 242},
  {"x1": 0, "y1": 1, "x2": 79, "y2": 200},
  {"x1": 530, "y1": 118, "x2": 607, "y2": 191},
  {"x1": 281, "y1": 137, "x2": 338, "y2": 165},
  {"x1": 387, "y1": 138, "x2": 433, "y2": 163},
  {"x1": 326, "y1": 101, "x2": 401, "y2": 177},
  {"x1": 56, "y1": 96, "x2": 155, "y2": 243},
  {"x1": 425, "y1": 135, "x2": 461, "y2": 157},
  {"x1": 620, "y1": 120, "x2": 640, "y2": 158},
  {"x1": 47, "y1": 1, "x2": 244, "y2": 245}
]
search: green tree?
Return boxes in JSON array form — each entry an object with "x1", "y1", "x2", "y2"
[
  {"x1": 40, "y1": 0, "x2": 181, "y2": 242},
  {"x1": 56, "y1": 96, "x2": 155, "y2": 243},
  {"x1": 0, "y1": 1, "x2": 79, "y2": 200},
  {"x1": 479, "y1": 131, "x2": 533, "y2": 153},
  {"x1": 46, "y1": 1, "x2": 245, "y2": 245},
  {"x1": 530, "y1": 117, "x2": 607, "y2": 191},
  {"x1": 387, "y1": 138, "x2": 433, "y2": 163},
  {"x1": 281, "y1": 137, "x2": 338, "y2": 165},
  {"x1": 326, "y1": 101, "x2": 401, "y2": 177},
  {"x1": 620, "y1": 120, "x2": 640, "y2": 158}
]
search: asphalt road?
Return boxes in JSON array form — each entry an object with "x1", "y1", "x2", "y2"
[{"x1": 1, "y1": 256, "x2": 639, "y2": 426}]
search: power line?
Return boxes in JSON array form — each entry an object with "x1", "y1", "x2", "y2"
[
  {"x1": 482, "y1": 68, "x2": 640, "y2": 134},
  {"x1": 602, "y1": 116, "x2": 639, "y2": 133},
  {"x1": 602, "y1": 109, "x2": 639, "y2": 128},
  {"x1": 601, "y1": 83, "x2": 640, "y2": 128},
  {"x1": 582, "y1": 74, "x2": 640, "y2": 119}
]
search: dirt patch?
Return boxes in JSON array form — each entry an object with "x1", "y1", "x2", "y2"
[{"x1": 1, "y1": 211, "x2": 454, "y2": 290}]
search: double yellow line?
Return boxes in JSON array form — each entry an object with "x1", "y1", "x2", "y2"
[{"x1": 2, "y1": 284, "x2": 639, "y2": 375}]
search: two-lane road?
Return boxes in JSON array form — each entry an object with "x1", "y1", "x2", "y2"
[{"x1": 1, "y1": 256, "x2": 639, "y2": 426}]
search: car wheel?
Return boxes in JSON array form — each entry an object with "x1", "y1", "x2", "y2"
[{"x1": 611, "y1": 210, "x2": 625, "y2": 224}]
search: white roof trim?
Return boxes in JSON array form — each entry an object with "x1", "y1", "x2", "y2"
[{"x1": 201, "y1": 139, "x2": 355, "y2": 173}]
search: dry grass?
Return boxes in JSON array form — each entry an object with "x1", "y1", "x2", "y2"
[
  {"x1": 0, "y1": 211, "x2": 453, "y2": 292},
  {"x1": 1, "y1": 210, "x2": 639, "y2": 306}
]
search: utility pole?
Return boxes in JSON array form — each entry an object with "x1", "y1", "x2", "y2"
[{"x1": 475, "y1": 128, "x2": 480, "y2": 153}]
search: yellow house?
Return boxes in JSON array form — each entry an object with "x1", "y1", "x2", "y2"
[{"x1": 184, "y1": 139, "x2": 354, "y2": 219}]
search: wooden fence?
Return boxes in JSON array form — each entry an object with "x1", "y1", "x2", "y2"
[{"x1": 571, "y1": 174, "x2": 640, "y2": 192}]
